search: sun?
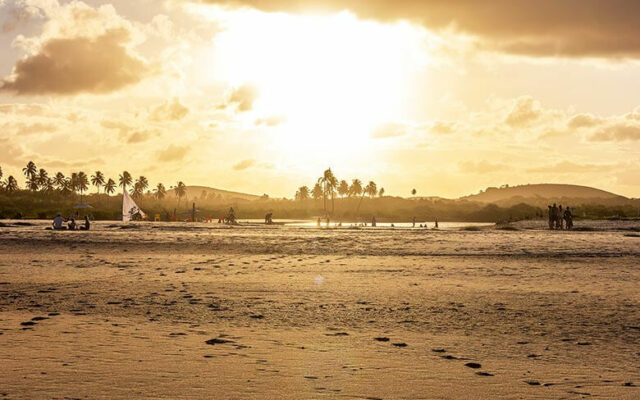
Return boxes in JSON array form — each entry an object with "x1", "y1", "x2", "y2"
[{"x1": 204, "y1": 8, "x2": 428, "y2": 161}]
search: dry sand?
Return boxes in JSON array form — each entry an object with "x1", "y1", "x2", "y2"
[{"x1": 1, "y1": 221, "x2": 639, "y2": 399}]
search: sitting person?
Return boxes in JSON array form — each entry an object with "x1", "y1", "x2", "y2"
[
  {"x1": 52, "y1": 214, "x2": 66, "y2": 230},
  {"x1": 68, "y1": 218, "x2": 77, "y2": 230},
  {"x1": 79, "y1": 216, "x2": 90, "y2": 231}
]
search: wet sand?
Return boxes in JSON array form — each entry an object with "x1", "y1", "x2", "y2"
[{"x1": 1, "y1": 222, "x2": 639, "y2": 399}]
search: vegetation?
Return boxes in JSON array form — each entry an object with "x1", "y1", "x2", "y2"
[{"x1": 1, "y1": 162, "x2": 638, "y2": 222}]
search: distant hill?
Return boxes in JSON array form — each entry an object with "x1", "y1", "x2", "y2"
[
  {"x1": 167, "y1": 185, "x2": 260, "y2": 202},
  {"x1": 462, "y1": 184, "x2": 629, "y2": 206}
]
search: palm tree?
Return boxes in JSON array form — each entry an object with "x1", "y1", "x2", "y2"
[
  {"x1": 378, "y1": 187, "x2": 385, "y2": 197},
  {"x1": 37, "y1": 168, "x2": 48, "y2": 189},
  {"x1": 411, "y1": 188, "x2": 417, "y2": 196},
  {"x1": 77, "y1": 171, "x2": 89, "y2": 201},
  {"x1": 70, "y1": 172, "x2": 78, "y2": 193},
  {"x1": 43, "y1": 177, "x2": 55, "y2": 193},
  {"x1": 154, "y1": 183, "x2": 166, "y2": 200},
  {"x1": 135, "y1": 176, "x2": 149, "y2": 192},
  {"x1": 118, "y1": 171, "x2": 132, "y2": 193},
  {"x1": 175, "y1": 181, "x2": 186, "y2": 206},
  {"x1": 91, "y1": 171, "x2": 105, "y2": 194},
  {"x1": 26, "y1": 176, "x2": 39, "y2": 192},
  {"x1": 22, "y1": 161, "x2": 36, "y2": 180},
  {"x1": 349, "y1": 179, "x2": 363, "y2": 197},
  {"x1": 0, "y1": 166, "x2": 3, "y2": 190},
  {"x1": 311, "y1": 182, "x2": 323, "y2": 200},
  {"x1": 317, "y1": 168, "x2": 337, "y2": 214},
  {"x1": 365, "y1": 181, "x2": 377, "y2": 198},
  {"x1": 338, "y1": 180, "x2": 349, "y2": 198},
  {"x1": 53, "y1": 172, "x2": 66, "y2": 191},
  {"x1": 104, "y1": 178, "x2": 116, "y2": 195},
  {"x1": 297, "y1": 186, "x2": 310, "y2": 201},
  {"x1": 5, "y1": 175, "x2": 18, "y2": 192}
]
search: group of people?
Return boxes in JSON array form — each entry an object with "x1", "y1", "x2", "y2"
[
  {"x1": 547, "y1": 203, "x2": 573, "y2": 230},
  {"x1": 52, "y1": 214, "x2": 90, "y2": 231}
]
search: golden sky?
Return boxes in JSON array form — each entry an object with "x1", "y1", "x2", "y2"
[{"x1": 1, "y1": 0, "x2": 639, "y2": 198}]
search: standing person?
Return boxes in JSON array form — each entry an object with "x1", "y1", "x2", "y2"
[
  {"x1": 551, "y1": 203, "x2": 558, "y2": 229},
  {"x1": 412, "y1": 217, "x2": 416, "y2": 227},
  {"x1": 371, "y1": 216, "x2": 376, "y2": 227},
  {"x1": 564, "y1": 206, "x2": 573, "y2": 230},
  {"x1": 434, "y1": 218, "x2": 439, "y2": 229},
  {"x1": 547, "y1": 205, "x2": 554, "y2": 230},
  {"x1": 557, "y1": 205, "x2": 563, "y2": 230}
]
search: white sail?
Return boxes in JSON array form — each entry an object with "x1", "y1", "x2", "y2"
[{"x1": 122, "y1": 191, "x2": 146, "y2": 222}]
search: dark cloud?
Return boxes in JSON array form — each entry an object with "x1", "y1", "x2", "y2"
[
  {"x1": 194, "y1": 0, "x2": 640, "y2": 58},
  {"x1": 0, "y1": 28, "x2": 149, "y2": 95},
  {"x1": 157, "y1": 144, "x2": 190, "y2": 162},
  {"x1": 589, "y1": 123, "x2": 640, "y2": 142}
]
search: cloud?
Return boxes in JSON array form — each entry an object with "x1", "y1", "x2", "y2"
[
  {"x1": 1, "y1": 28, "x2": 149, "y2": 95},
  {"x1": 589, "y1": 123, "x2": 640, "y2": 142},
  {"x1": 526, "y1": 161, "x2": 616, "y2": 174},
  {"x1": 255, "y1": 115, "x2": 286, "y2": 127},
  {"x1": 101, "y1": 119, "x2": 133, "y2": 135},
  {"x1": 371, "y1": 122, "x2": 407, "y2": 139},
  {"x1": 150, "y1": 98, "x2": 189, "y2": 121},
  {"x1": 6, "y1": 121, "x2": 58, "y2": 135},
  {"x1": 505, "y1": 96, "x2": 540, "y2": 127},
  {"x1": 193, "y1": 0, "x2": 640, "y2": 58},
  {"x1": 223, "y1": 84, "x2": 259, "y2": 112},
  {"x1": 430, "y1": 120, "x2": 456, "y2": 135},
  {"x1": 127, "y1": 130, "x2": 155, "y2": 144},
  {"x1": 567, "y1": 113, "x2": 600, "y2": 129},
  {"x1": 459, "y1": 160, "x2": 505, "y2": 174},
  {"x1": 157, "y1": 144, "x2": 190, "y2": 162},
  {"x1": 232, "y1": 159, "x2": 255, "y2": 170}
]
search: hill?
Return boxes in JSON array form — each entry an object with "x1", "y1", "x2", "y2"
[
  {"x1": 167, "y1": 185, "x2": 260, "y2": 202},
  {"x1": 462, "y1": 184, "x2": 629, "y2": 206}
]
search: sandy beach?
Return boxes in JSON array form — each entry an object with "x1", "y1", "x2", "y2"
[{"x1": 1, "y1": 221, "x2": 639, "y2": 399}]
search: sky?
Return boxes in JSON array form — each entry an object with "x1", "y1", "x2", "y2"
[{"x1": 0, "y1": 0, "x2": 639, "y2": 198}]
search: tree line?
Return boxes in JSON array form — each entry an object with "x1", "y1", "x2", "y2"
[{"x1": 0, "y1": 161, "x2": 192, "y2": 206}]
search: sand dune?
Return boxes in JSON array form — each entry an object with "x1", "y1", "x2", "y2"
[{"x1": 1, "y1": 222, "x2": 639, "y2": 399}]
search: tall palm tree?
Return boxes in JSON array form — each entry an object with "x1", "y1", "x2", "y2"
[
  {"x1": 53, "y1": 172, "x2": 66, "y2": 191},
  {"x1": 365, "y1": 181, "x2": 377, "y2": 198},
  {"x1": 154, "y1": 183, "x2": 166, "y2": 200},
  {"x1": 22, "y1": 161, "x2": 36, "y2": 180},
  {"x1": 36, "y1": 168, "x2": 48, "y2": 189},
  {"x1": 349, "y1": 179, "x2": 363, "y2": 197},
  {"x1": 70, "y1": 172, "x2": 79, "y2": 193},
  {"x1": 311, "y1": 182, "x2": 323, "y2": 200},
  {"x1": 77, "y1": 171, "x2": 89, "y2": 201},
  {"x1": 118, "y1": 171, "x2": 132, "y2": 193},
  {"x1": 5, "y1": 176, "x2": 18, "y2": 192},
  {"x1": 338, "y1": 180, "x2": 349, "y2": 198},
  {"x1": 104, "y1": 178, "x2": 116, "y2": 195},
  {"x1": 175, "y1": 181, "x2": 186, "y2": 206},
  {"x1": 91, "y1": 171, "x2": 105, "y2": 194},
  {"x1": 317, "y1": 168, "x2": 337, "y2": 214}
]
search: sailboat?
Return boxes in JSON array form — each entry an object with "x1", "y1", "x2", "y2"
[{"x1": 122, "y1": 190, "x2": 146, "y2": 222}]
